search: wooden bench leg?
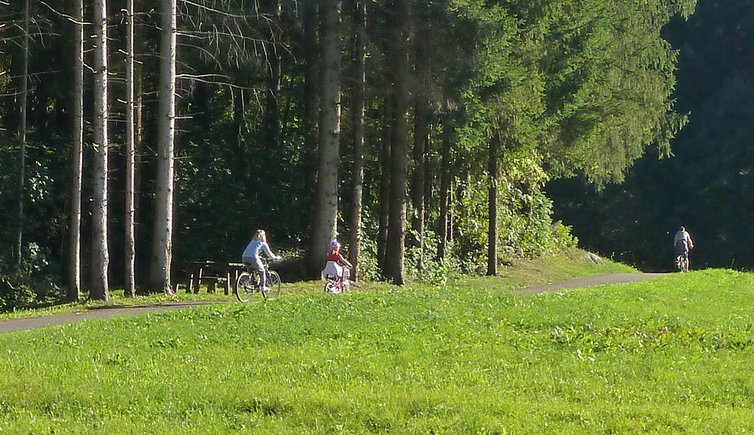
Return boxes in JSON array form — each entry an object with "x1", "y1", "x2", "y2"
[
  {"x1": 193, "y1": 268, "x2": 203, "y2": 294},
  {"x1": 224, "y1": 271, "x2": 231, "y2": 295}
]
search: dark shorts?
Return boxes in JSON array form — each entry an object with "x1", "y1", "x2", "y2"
[{"x1": 675, "y1": 241, "x2": 689, "y2": 258}]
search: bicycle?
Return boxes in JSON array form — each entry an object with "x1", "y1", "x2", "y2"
[
  {"x1": 324, "y1": 267, "x2": 350, "y2": 294},
  {"x1": 676, "y1": 254, "x2": 688, "y2": 272},
  {"x1": 674, "y1": 241, "x2": 692, "y2": 273},
  {"x1": 236, "y1": 260, "x2": 281, "y2": 302}
]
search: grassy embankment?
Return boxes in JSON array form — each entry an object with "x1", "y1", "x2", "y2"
[{"x1": 2, "y1": 250, "x2": 753, "y2": 432}]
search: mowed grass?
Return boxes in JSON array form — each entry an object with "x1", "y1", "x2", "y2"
[{"x1": 2, "y1": 259, "x2": 754, "y2": 432}]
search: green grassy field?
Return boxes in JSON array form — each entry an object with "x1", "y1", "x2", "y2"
[{"x1": 2, "y1": 253, "x2": 753, "y2": 433}]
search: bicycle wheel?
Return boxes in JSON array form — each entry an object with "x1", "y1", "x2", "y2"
[
  {"x1": 236, "y1": 272, "x2": 255, "y2": 302},
  {"x1": 324, "y1": 279, "x2": 339, "y2": 294},
  {"x1": 263, "y1": 270, "x2": 281, "y2": 300}
]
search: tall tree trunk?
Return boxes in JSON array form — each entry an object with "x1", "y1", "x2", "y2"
[
  {"x1": 259, "y1": 0, "x2": 282, "y2": 222},
  {"x1": 263, "y1": 0, "x2": 282, "y2": 149},
  {"x1": 348, "y1": 0, "x2": 367, "y2": 281},
  {"x1": 438, "y1": 123, "x2": 451, "y2": 261},
  {"x1": 384, "y1": 0, "x2": 411, "y2": 285},
  {"x1": 91, "y1": 0, "x2": 110, "y2": 301},
  {"x1": 424, "y1": 131, "x2": 433, "y2": 230},
  {"x1": 409, "y1": 2, "x2": 430, "y2": 264},
  {"x1": 134, "y1": 0, "x2": 145, "y2": 290},
  {"x1": 376, "y1": 94, "x2": 392, "y2": 270},
  {"x1": 308, "y1": 0, "x2": 341, "y2": 274},
  {"x1": 232, "y1": 86, "x2": 249, "y2": 190},
  {"x1": 410, "y1": 97, "x2": 428, "y2": 264},
  {"x1": 487, "y1": 134, "x2": 500, "y2": 276},
  {"x1": 68, "y1": 0, "x2": 84, "y2": 301},
  {"x1": 149, "y1": 0, "x2": 177, "y2": 294},
  {"x1": 16, "y1": 0, "x2": 30, "y2": 268},
  {"x1": 411, "y1": 51, "x2": 430, "y2": 265},
  {"x1": 125, "y1": 0, "x2": 137, "y2": 297},
  {"x1": 411, "y1": 97, "x2": 429, "y2": 218},
  {"x1": 302, "y1": 0, "x2": 320, "y2": 196}
]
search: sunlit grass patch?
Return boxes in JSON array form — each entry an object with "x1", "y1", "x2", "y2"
[{"x1": 2, "y1": 261, "x2": 754, "y2": 431}]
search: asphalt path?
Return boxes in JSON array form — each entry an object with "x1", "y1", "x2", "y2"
[
  {"x1": 0, "y1": 302, "x2": 217, "y2": 335},
  {"x1": 519, "y1": 273, "x2": 667, "y2": 295},
  {"x1": 0, "y1": 273, "x2": 667, "y2": 334}
]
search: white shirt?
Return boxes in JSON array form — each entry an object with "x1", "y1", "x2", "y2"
[
  {"x1": 242, "y1": 240, "x2": 274, "y2": 269},
  {"x1": 674, "y1": 230, "x2": 691, "y2": 245}
]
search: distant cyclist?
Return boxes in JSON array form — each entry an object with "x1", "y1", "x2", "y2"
[{"x1": 673, "y1": 226, "x2": 694, "y2": 271}]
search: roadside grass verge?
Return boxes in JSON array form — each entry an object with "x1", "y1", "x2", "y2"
[{"x1": 0, "y1": 248, "x2": 628, "y2": 322}]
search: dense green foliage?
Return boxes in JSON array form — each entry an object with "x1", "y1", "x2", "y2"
[
  {"x1": 548, "y1": 0, "x2": 754, "y2": 271},
  {"x1": 2, "y1": 266, "x2": 754, "y2": 432},
  {"x1": 0, "y1": 0, "x2": 694, "y2": 305}
]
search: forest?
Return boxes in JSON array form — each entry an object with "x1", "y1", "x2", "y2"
[
  {"x1": 0, "y1": 0, "x2": 697, "y2": 308},
  {"x1": 548, "y1": 0, "x2": 754, "y2": 272}
]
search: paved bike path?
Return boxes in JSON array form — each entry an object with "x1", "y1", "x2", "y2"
[
  {"x1": 0, "y1": 302, "x2": 218, "y2": 335},
  {"x1": 519, "y1": 273, "x2": 666, "y2": 295},
  {"x1": 0, "y1": 273, "x2": 667, "y2": 334}
]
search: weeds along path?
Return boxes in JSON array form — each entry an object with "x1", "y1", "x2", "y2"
[
  {"x1": 0, "y1": 273, "x2": 668, "y2": 334},
  {"x1": 519, "y1": 273, "x2": 667, "y2": 295}
]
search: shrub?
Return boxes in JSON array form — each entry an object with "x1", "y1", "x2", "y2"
[{"x1": 0, "y1": 243, "x2": 62, "y2": 311}]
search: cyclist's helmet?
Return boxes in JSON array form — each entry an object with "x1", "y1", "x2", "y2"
[{"x1": 330, "y1": 240, "x2": 340, "y2": 251}]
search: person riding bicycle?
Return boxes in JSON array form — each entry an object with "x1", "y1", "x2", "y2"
[
  {"x1": 322, "y1": 240, "x2": 352, "y2": 285},
  {"x1": 242, "y1": 229, "x2": 281, "y2": 292},
  {"x1": 673, "y1": 226, "x2": 694, "y2": 271}
]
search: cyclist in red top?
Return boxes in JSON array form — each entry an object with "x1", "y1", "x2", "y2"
[{"x1": 322, "y1": 240, "x2": 353, "y2": 283}]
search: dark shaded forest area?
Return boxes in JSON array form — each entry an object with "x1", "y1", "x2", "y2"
[
  {"x1": 0, "y1": 0, "x2": 698, "y2": 307},
  {"x1": 548, "y1": 0, "x2": 754, "y2": 271}
]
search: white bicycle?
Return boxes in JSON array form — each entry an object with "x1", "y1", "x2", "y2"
[
  {"x1": 324, "y1": 267, "x2": 351, "y2": 294},
  {"x1": 236, "y1": 260, "x2": 281, "y2": 301}
]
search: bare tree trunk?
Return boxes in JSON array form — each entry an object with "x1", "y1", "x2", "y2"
[
  {"x1": 16, "y1": 0, "x2": 30, "y2": 268},
  {"x1": 438, "y1": 123, "x2": 451, "y2": 261},
  {"x1": 348, "y1": 0, "x2": 366, "y2": 281},
  {"x1": 302, "y1": 0, "x2": 320, "y2": 195},
  {"x1": 411, "y1": 80, "x2": 429, "y2": 266},
  {"x1": 125, "y1": 0, "x2": 137, "y2": 297},
  {"x1": 487, "y1": 134, "x2": 500, "y2": 276},
  {"x1": 307, "y1": 0, "x2": 341, "y2": 275},
  {"x1": 376, "y1": 94, "x2": 392, "y2": 270},
  {"x1": 263, "y1": 0, "x2": 282, "y2": 149},
  {"x1": 91, "y1": 0, "x2": 110, "y2": 301},
  {"x1": 68, "y1": 0, "x2": 84, "y2": 301},
  {"x1": 411, "y1": 98, "x2": 428, "y2": 245},
  {"x1": 134, "y1": 0, "x2": 145, "y2": 290},
  {"x1": 424, "y1": 131, "x2": 433, "y2": 230},
  {"x1": 409, "y1": 3, "x2": 430, "y2": 265},
  {"x1": 259, "y1": 0, "x2": 282, "y2": 220},
  {"x1": 384, "y1": 0, "x2": 411, "y2": 285},
  {"x1": 149, "y1": 0, "x2": 177, "y2": 294}
]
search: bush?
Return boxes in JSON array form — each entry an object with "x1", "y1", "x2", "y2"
[
  {"x1": 0, "y1": 243, "x2": 62, "y2": 311},
  {"x1": 405, "y1": 231, "x2": 462, "y2": 285}
]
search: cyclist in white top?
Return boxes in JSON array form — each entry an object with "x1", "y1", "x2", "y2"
[
  {"x1": 673, "y1": 226, "x2": 694, "y2": 270},
  {"x1": 242, "y1": 229, "x2": 280, "y2": 292}
]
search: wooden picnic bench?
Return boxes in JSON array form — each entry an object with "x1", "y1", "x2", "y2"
[{"x1": 184, "y1": 261, "x2": 246, "y2": 295}]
